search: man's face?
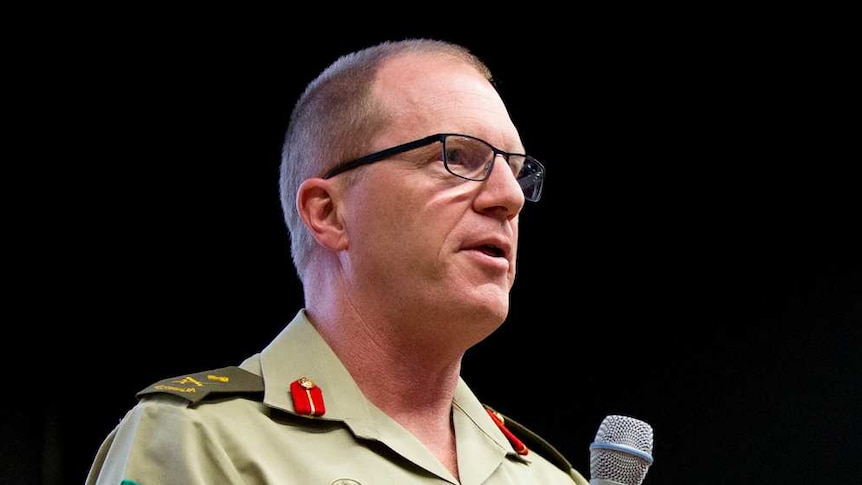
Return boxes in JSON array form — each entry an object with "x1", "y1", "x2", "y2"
[{"x1": 337, "y1": 54, "x2": 527, "y2": 348}]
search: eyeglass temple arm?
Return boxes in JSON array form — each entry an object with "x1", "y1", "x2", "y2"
[{"x1": 323, "y1": 134, "x2": 443, "y2": 179}]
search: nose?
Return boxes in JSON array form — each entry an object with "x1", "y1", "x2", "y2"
[{"x1": 474, "y1": 154, "x2": 525, "y2": 217}]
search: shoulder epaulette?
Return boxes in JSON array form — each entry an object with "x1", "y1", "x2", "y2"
[
  {"x1": 136, "y1": 366, "x2": 264, "y2": 404},
  {"x1": 484, "y1": 405, "x2": 583, "y2": 482}
]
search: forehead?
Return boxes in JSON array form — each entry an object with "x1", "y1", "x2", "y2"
[{"x1": 372, "y1": 53, "x2": 518, "y2": 146}]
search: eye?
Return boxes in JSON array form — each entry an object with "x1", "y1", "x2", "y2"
[
  {"x1": 444, "y1": 138, "x2": 489, "y2": 174},
  {"x1": 445, "y1": 146, "x2": 471, "y2": 167},
  {"x1": 508, "y1": 155, "x2": 527, "y2": 177}
]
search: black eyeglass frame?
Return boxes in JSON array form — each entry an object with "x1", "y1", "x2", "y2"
[{"x1": 321, "y1": 133, "x2": 545, "y2": 202}]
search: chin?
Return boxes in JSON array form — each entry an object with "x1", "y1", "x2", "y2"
[{"x1": 460, "y1": 297, "x2": 509, "y2": 328}]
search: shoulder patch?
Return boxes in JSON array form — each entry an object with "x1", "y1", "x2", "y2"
[
  {"x1": 136, "y1": 366, "x2": 264, "y2": 404},
  {"x1": 484, "y1": 405, "x2": 580, "y2": 480}
]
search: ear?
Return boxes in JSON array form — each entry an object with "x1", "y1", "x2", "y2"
[{"x1": 296, "y1": 178, "x2": 348, "y2": 251}]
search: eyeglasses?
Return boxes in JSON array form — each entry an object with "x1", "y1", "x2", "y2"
[{"x1": 322, "y1": 133, "x2": 545, "y2": 202}]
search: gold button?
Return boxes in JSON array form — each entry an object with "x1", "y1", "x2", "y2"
[{"x1": 298, "y1": 376, "x2": 316, "y2": 389}]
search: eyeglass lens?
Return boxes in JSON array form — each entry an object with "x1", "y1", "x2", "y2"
[{"x1": 443, "y1": 135, "x2": 543, "y2": 202}]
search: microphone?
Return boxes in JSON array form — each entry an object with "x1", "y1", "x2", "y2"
[{"x1": 589, "y1": 414, "x2": 654, "y2": 485}]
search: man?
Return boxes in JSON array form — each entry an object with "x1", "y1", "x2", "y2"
[{"x1": 87, "y1": 38, "x2": 588, "y2": 484}]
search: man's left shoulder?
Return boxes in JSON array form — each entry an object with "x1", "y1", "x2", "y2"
[
  {"x1": 136, "y1": 366, "x2": 264, "y2": 405},
  {"x1": 484, "y1": 405, "x2": 586, "y2": 483}
]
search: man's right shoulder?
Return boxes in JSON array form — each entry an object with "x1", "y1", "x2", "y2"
[{"x1": 135, "y1": 366, "x2": 264, "y2": 405}]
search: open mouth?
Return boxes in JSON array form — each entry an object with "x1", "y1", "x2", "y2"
[{"x1": 478, "y1": 244, "x2": 505, "y2": 258}]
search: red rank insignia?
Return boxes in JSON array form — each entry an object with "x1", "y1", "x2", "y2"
[
  {"x1": 290, "y1": 376, "x2": 326, "y2": 417},
  {"x1": 486, "y1": 408, "x2": 528, "y2": 456}
]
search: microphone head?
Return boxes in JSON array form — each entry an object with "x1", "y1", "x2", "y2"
[{"x1": 589, "y1": 414, "x2": 654, "y2": 485}]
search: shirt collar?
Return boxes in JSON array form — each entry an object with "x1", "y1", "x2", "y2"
[{"x1": 247, "y1": 309, "x2": 527, "y2": 478}]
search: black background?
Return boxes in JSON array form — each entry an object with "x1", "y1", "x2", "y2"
[{"x1": 5, "y1": 10, "x2": 860, "y2": 484}]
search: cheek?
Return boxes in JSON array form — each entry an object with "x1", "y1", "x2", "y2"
[
  {"x1": 348, "y1": 178, "x2": 428, "y2": 254},
  {"x1": 345, "y1": 171, "x2": 469, "y2": 268}
]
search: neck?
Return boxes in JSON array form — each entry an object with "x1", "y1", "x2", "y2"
[
  {"x1": 305, "y1": 304, "x2": 464, "y2": 478},
  {"x1": 311, "y1": 305, "x2": 465, "y2": 412}
]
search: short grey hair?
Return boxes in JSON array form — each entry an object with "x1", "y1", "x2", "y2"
[{"x1": 278, "y1": 38, "x2": 493, "y2": 284}]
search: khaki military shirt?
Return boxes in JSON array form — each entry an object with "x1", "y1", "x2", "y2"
[{"x1": 87, "y1": 310, "x2": 588, "y2": 484}]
